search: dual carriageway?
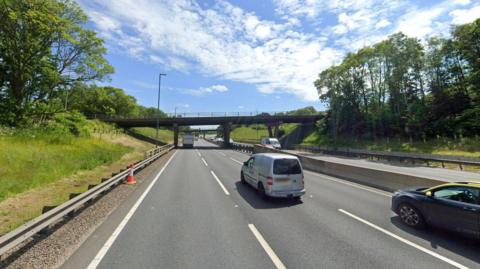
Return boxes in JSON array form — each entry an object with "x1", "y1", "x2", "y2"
[{"x1": 61, "y1": 139, "x2": 480, "y2": 269}]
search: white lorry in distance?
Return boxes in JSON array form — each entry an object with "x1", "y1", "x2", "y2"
[{"x1": 183, "y1": 133, "x2": 194, "y2": 148}]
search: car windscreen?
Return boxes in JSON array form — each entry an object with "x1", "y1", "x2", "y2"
[{"x1": 273, "y1": 159, "x2": 301, "y2": 175}]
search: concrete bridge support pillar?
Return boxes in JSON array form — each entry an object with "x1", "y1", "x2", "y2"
[
  {"x1": 274, "y1": 125, "x2": 280, "y2": 138},
  {"x1": 267, "y1": 126, "x2": 273, "y2": 137},
  {"x1": 173, "y1": 123, "x2": 179, "y2": 148},
  {"x1": 223, "y1": 122, "x2": 231, "y2": 148}
]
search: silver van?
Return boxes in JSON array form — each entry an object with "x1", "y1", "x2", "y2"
[
  {"x1": 260, "y1": 137, "x2": 282, "y2": 149},
  {"x1": 241, "y1": 153, "x2": 305, "y2": 199}
]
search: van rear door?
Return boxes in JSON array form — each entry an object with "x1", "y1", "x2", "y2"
[{"x1": 271, "y1": 158, "x2": 303, "y2": 191}]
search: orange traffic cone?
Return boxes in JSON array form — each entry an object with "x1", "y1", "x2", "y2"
[{"x1": 126, "y1": 164, "x2": 136, "y2": 185}]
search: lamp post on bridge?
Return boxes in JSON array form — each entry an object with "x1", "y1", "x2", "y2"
[
  {"x1": 174, "y1": 106, "x2": 179, "y2": 118},
  {"x1": 156, "y1": 73, "x2": 167, "y2": 145}
]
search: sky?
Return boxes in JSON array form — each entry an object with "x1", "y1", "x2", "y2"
[{"x1": 76, "y1": 0, "x2": 480, "y2": 115}]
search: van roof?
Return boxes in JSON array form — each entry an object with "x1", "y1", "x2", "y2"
[{"x1": 253, "y1": 153, "x2": 298, "y2": 160}]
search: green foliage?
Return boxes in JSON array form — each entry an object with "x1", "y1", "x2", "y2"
[
  {"x1": 130, "y1": 127, "x2": 174, "y2": 144},
  {"x1": 0, "y1": 111, "x2": 113, "y2": 144},
  {"x1": 315, "y1": 19, "x2": 480, "y2": 140},
  {"x1": 0, "y1": 0, "x2": 113, "y2": 125},
  {"x1": 0, "y1": 111, "x2": 133, "y2": 201},
  {"x1": 230, "y1": 125, "x2": 269, "y2": 143},
  {"x1": 0, "y1": 134, "x2": 130, "y2": 202},
  {"x1": 275, "y1": 106, "x2": 319, "y2": 116},
  {"x1": 48, "y1": 112, "x2": 91, "y2": 137},
  {"x1": 301, "y1": 134, "x2": 480, "y2": 158},
  {"x1": 67, "y1": 83, "x2": 167, "y2": 118}
]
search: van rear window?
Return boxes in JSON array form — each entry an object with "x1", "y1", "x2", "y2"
[{"x1": 273, "y1": 159, "x2": 301, "y2": 175}]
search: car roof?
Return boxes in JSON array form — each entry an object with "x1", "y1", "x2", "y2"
[
  {"x1": 425, "y1": 181, "x2": 480, "y2": 191},
  {"x1": 253, "y1": 153, "x2": 298, "y2": 160}
]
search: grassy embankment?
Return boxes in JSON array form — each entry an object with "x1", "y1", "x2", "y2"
[
  {"x1": 130, "y1": 127, "x2": 174, "y2": 143},
  {"x1": 302, "y1": 132, "x2": 480, "y2": 157},
  {"x1": 302, "y1": 132, "x2": 480, "y2": 172},
  {"x1": 230, "y1": 124, "x2": 298, "y2": 144},
  {"x1": 0, "y1": 120, "x2": 173, "y2": 234}
]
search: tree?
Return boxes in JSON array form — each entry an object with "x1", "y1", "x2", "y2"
[
  {"x1": 315, "y1": 20, "x2": 480, "y2": 141},
  {"x1": 0, "y1": 0, "x2": 113, "y2": 125},
  {"x1": 68, "y1": 83, "x2": 168, "y2": 119},
  {"x1": 69, "y1": 84, "x2": 134, "y2": 117}
]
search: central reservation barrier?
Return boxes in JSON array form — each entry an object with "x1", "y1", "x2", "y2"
[{"x1": 253, "y1": 145, "x2": 447, "y2": 192}]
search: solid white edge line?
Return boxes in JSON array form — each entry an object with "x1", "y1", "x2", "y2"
[
  {"x1": 201, "y1": 157, "x2": 208, "y2": 166},
  {"x1": 230, "y1": 157, "x2": 243, "y2": 165},
  {"x1": 248, "y1": 224, "x2": 287, "y2": 269},
  {"x1": 305, "y1": 171, "x2": 392, "y2": 197},
  {"x1": 87, "y1": 151, "x2": 178, "y2": 269},
  {"x1": 338, "y1": 209, "x2": 469, "y2": 269},
  {"x1": 210, "y1": 170, "x2": 230, "y2": 195}
]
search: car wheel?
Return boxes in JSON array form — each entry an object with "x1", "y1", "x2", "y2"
[
  {"x1": 257, "y1": 183, "x2": 267, "y2": 200},
  {"x1": 240, "y1": 172, "x2": 246, "y2": 184},
  {"x1": 398, "y1": 203, "x2": 425, "y2": 228}
]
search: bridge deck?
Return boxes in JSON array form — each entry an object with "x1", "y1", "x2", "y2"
[{"x1": 105, "y1": 114, "x2": 322, "y2": 127}]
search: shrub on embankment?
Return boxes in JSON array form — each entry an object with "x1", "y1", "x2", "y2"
[{"x1": 0, "y1": 112, "x2": 131, "y2": 202}]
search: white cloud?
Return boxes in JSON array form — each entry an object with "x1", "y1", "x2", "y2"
[
  {"x1": 396, "y1": 6, "x2": 446, "y2": 38},
  {"x1": 375, "y1": 19, "x2": 391, "y2": 29},
  {"x1": 184, "y1": 84, "x2": 229, "y2": 96},
  {"x1": 80, "y1": 0, "x2": 480, "y2": 101},
  {"x1": 450, "y1": 5, "x2": 480, "y2": 24},
  {"x1": 237, "y1": 105, "x2": 244, "y2": 109},
  {"x1": 209, "y1": 85, "x2": 228, "y2": 92},
  {"x1": 87, "y1": 11, "x2": 120, "y2": 32},
  {"x1": 132, "y1": 80, "x2": 157, "y2": 89},
  {"x1": 453, "y1": 0, "x2": 470, "y2": 6},
  {"x1": 78, "y1": 0, "x2": 341, "y2": 101}
]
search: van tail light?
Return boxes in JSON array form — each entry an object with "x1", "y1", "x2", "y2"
[
  {"x1": 267, "y1": 176, "x2": 273, "y2": 185},
  {"x1": 302, "y1": 175, "x2": 305, "y2": 186}
]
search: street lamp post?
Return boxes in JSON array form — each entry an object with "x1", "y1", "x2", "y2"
[{"x1": 156, "y1": 73, "x2": 167, "y2": 144}]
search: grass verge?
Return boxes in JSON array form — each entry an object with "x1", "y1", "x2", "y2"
[
  {"x1": 302, "y1": 133, "x2": 480, "y2": 157},
  {"x1": 0, "y1": 130, "x2": 153, "y2": 234},
  {"x1": 230, "y1": 124, "x2": 298, "y2": 144},
  {"x1": 302, "y1": 132, "x2": 480, "y2": 172}
]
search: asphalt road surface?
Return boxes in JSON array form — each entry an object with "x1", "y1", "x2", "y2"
[{"x1": 62, "y1": 139, "x2": 480, "y2": 269}]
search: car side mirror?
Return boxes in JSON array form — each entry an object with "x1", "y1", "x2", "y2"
[
  {"x1": 243, "y1": 161, "x2": 248, "y2": 166},
  {"x1": 426, "y1": 191, "x2": 433, "y2": 197}
]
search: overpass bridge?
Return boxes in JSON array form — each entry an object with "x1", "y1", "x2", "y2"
[{"x1": 102, "y1": 114, "x2": 323, "y2": 147}]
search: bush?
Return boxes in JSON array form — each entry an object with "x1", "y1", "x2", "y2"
[
  {"x1": 50, "y1": 112, "x2": 91, "y2": 137},
  {"x1": 0, "y1": 112, "x2": 94, "y2": 144}
]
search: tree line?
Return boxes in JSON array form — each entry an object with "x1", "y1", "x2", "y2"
[
  {"x1": 0, "y1": 0, "x2": 162, "y2": 126},
  {"x1": 315, "y1": 19, "x2": 480, "y2": 141}
]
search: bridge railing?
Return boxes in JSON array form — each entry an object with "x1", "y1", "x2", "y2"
[{"x1": 87, "y1": 111, "x2": 323, "y2": 120}]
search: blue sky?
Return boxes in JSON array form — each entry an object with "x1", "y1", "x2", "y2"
[{"x1": 76, "y1": 0, "x2": 480, "y2": 115}]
